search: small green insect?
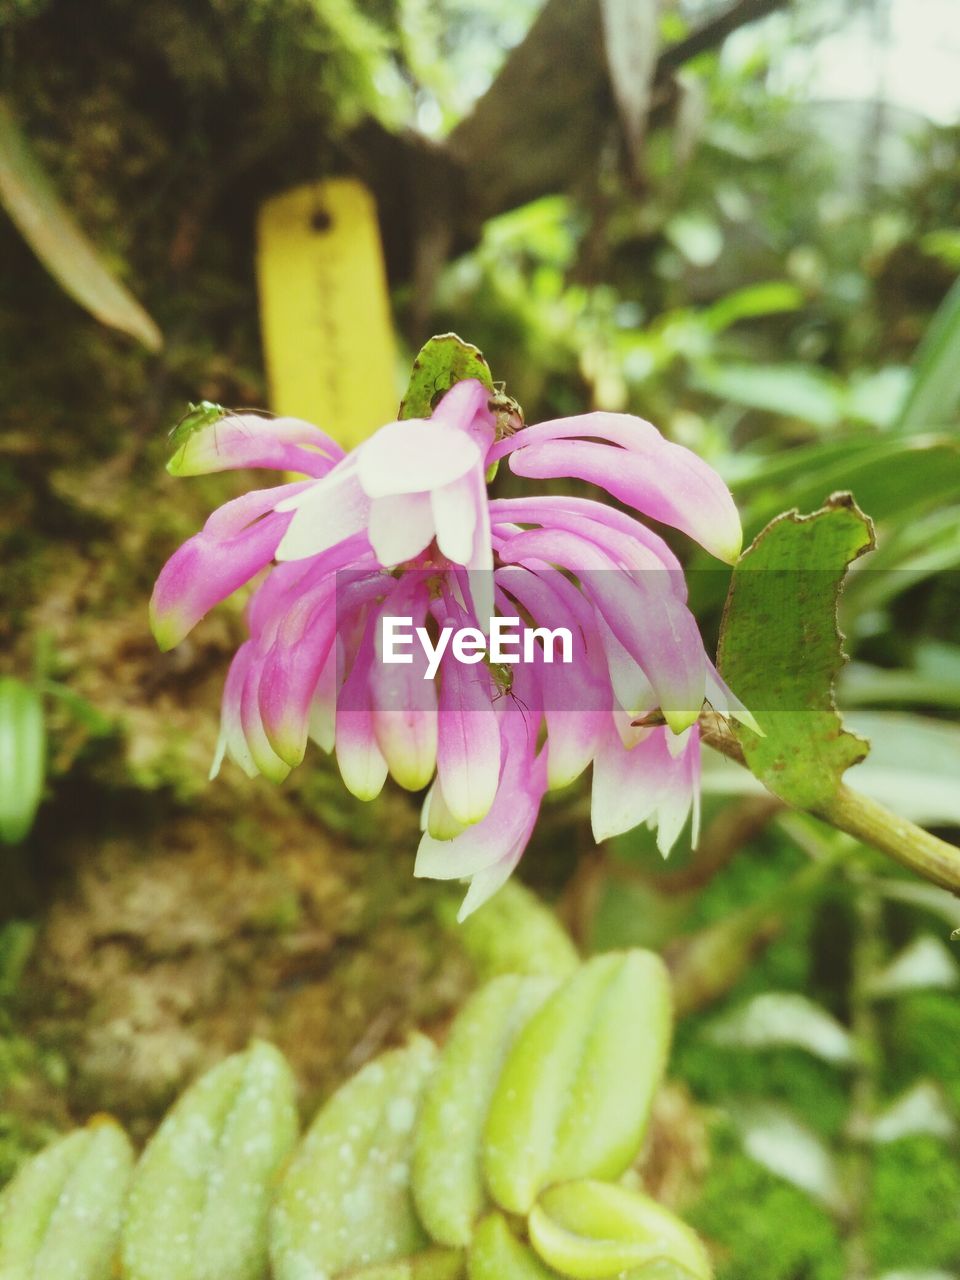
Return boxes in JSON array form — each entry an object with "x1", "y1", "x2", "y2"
[
  {"x1": 488, "y1": 660, "x2": 515, "y2": 698},
  {"x1": 168, "y1": 400, "x2": 227, "y2": 447}
]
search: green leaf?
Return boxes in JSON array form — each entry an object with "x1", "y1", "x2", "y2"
[
  {"x1": 840, "y1": 712, "x2": 960, "y2": 826},
  {"x1": 482, "y1": 951, "x2": 672, "y2": 1215},
  {"x1": 527, "y1": 1181, "x2": 712, "y2": 1280},
  {"x1": 692, "y1": 361, "x2": 844, "y2": 428},
  {"x1": 703, "y1": 993, "x2": 855, "y2": 1065},
  {"x1": 895, "y1": 273, "x2": 960, "y2": 432},
  {"x1": 413, "y1": 974, "x2": 557, "y2": 1246},
  {"x1": 0, "y1": 1120, "x2": 134, "y2": 1280},
  {"x1": 468, "y1": 1213, "x2": 557, "y2": 1280},
  {"x1": 399, "y1": 333, "x2": 495, "y2": 419},
  {"x1": 717, "y1": 493, "x2": 876, "y2": 809},
  {"x1": 701, "y1": 281, "x2": 804, "y2": 332},
  {"x1": 0, "y1": 99, "x2": 162, "y2": 351},
  {"x1": 271, "y1": 1036, "x2": 437, "y2": 1280},
  {"x1": 737, "y1": 435, "x2": 960, "y2": 537},
  {"x1": 122, "y1": 1041, "x2": 299, "y2": 1280},
  {"x1": 0, "y1": 676, "x2": 46, "y2": 845},
  {"x1": 728, "y1": 1103, "x2": 845, "y2": 1213}
]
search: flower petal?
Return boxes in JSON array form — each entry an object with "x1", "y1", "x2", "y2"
[
  {"x1": 432, "y1": 473, "x2": 479, "y2": 566},
  {"x1": 308, "y1": 645, "x2": 338, "y2": 754},
  {"x1": 495, "y1": 527, "x2": 706, "y2": 732},
  {"x1": 499, "y1": 413, "x2": 742, "y2": 563},
  {"x1": 368, "y1": 492, "x2": 435, "y2": 566},
  {"x1": 150, "y1": 484, "x2": 310, "y2": 650},
  {"x1": 168, "y1": 413, "x2": 344, "y2": 478},
  {"x1": 435, "y1": 646, "x2": 501, "y2": 826},
  {"x1": 430, "y1": 379, "x2": 496, "y2": 455},
  {"x1": 357, "y1": 420, "x2": 480, "y2": 498},
  {"x1": 274, "y1": 466, "x2": 371, "y2": 561},
  {"x1": 210, "y1": 642, "x2": 258, "y2": 780},
  {"x1": 591, "y1": 721, "x2": 700, "y2": 855},
  {"x1": 421, "y1": 780, "x2": 468, "y2": 840},
  {"x1": 415, "y1": 703, "x2": 547, "y2": 920},
  {"x1": 240, "y1": 655, "x2": 292, "y2": 783},
  {"x1": 371, "y1": 587, "x2": 438, "y2": 791},
  {"x1": 335, "y1": 620, "x2": 389, "y2": 801}
]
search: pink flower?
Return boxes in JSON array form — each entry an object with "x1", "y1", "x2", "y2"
[{"x1": 151, "y1": 380, "x2": 751, "y2": 917}]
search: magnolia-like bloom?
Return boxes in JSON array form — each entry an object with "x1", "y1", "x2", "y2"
[{"x1": 151, "y1": 380, "x2": 751, "y2": 917}]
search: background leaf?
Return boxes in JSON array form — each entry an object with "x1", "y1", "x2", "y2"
[
  {"x1": 0, "y1": 99, "x2": 162, "y2": 351},
  {"x1": 894, "y1": 273, "x2": 960, "y2": 433}
]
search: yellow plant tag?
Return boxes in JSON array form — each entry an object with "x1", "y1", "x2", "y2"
[{"x1": 256, "y1": 179, "x2": 398, "y2": 448}]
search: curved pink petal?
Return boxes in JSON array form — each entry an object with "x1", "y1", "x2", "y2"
[
  {"x1": 416, "y1": 704, "x2": 546, "y2": 919},
  {"x1": 495, "y1": 565, "x2": 611, "y2": 788},
  {"x1": 210, "y1": 642, "x2": 258, "y2": 780},
  {"x1": 371, "y1": 586, "x2": 438, "y2": 791},
  {"x1": 168, "y1": 413, "x2": 344, "y2": 478},
  {"x1": 497, "y1": 413, "x2": 741, "y2": 564},
  {"x1": 150, "y1": 483, "x2": 311, "y2": 651},
  {"x1": 257, "y1": 587, "x2": 338, "y2": 767},
  {"x1": 308, "y1": 645, "x2": 339, "y2": 754},
  {"x1": 430, "y1": 379, "x2": 497, "y2": 455},
  {"x1": 435, "y1": 642, "x2": 502, "y2": 826},
  {"x1": 490, "y1": 495, "x2": 684, "y2": 579},
  {"x1": 240, "y1": 655, "x2": 292, "y2": 783},
  {"x1": 495, "y1": 527, "x2": 706, "y2": 732},
  {"x1": 335, "y1": 617, "x2": 388, "y2": 801},
  {"x1": 246, "y1": 534, "x2": 373, "y2": 648}
]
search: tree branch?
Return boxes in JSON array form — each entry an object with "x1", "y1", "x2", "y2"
[{"x1": 656, "y1": 0, "x2": 793, "y2": 78}]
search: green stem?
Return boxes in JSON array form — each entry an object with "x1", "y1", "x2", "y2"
[
  {"x1": 702, "y1": 717, "x2": 960, "y2": 895},
  {"x1": 818, "y1": 784, "x2": 960, "y2": 896}
]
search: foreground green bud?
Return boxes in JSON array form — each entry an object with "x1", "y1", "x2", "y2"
[
  {"x1": 0, "y1": 677, "x2": 45, "y2": 845},
  {"x1": 483, "y1": 951, "x2": 672, "y2": 1214},
  {"x1": 528, "y1": 1181, "x2": 712, "y2": 1279},
  {"x1": 122, "y1": 1040, "x2": 298, "y2": 1280},
  {"x1": 271, "y1": 1035, "x2": 437, "y2": 1280},
  {"x1": 0, "y1": 1118, "x2": 133, "y2": 1280},
  {"x1": 413, "y1": 975, "x2": 557, "y2": 1245},
  {"x1": 467, "y1": 1213, "x2": 556, "y2": 1280}
]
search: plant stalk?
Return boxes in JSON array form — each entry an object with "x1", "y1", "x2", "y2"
[{"x1": 701, "y1": 718, "x2": 960, "y2": 895}]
